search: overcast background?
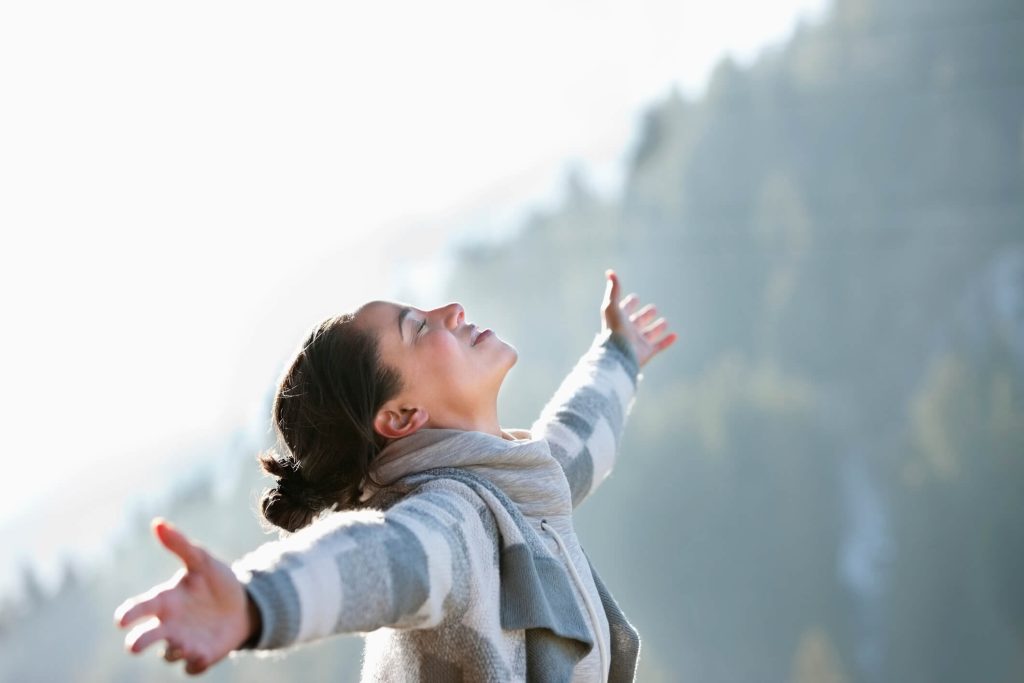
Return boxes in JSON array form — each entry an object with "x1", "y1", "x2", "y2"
[{"x1": 0, "y1": 0, "x2": 825, "y2": 596}]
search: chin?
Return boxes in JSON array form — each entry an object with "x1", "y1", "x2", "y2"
[{"x1": 501, "y1": 341, "x2": 519, "y2": 368}]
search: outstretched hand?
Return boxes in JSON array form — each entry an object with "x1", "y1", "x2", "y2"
[
  {"x1": 601, "y1": 269, "x2": 678, "y2": 368},
  {"x1": 113, "y1": 518, "x2": 257, "y2": 676}
]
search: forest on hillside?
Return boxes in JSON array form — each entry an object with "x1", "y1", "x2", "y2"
[
  {"x1": 444, "y1": 0, "x2": 1024, "y2": 680},
  {"x1": 2, "y1": 0, "x2": 1022, "y2": 681}
]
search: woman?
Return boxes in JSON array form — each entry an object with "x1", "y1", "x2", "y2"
[{"x1": 114, "y1": 269, "x2": 676, "y2": 681}]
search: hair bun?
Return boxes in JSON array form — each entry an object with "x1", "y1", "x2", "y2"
[{"x1": 258, "y1": 451, "x2": 322, "y2": 533}]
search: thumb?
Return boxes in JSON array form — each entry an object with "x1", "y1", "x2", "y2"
[
  {"x1": 603, "y1": 269, "x2": 619, "y2": 309},
  {"x1": 152, "y1": 518, "x2": 206, "y2": 572}
]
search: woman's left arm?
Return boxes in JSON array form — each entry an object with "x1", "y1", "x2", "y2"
[
  {"x1": 598, "y1": 269, "x2": 677, "y2": 369},
  {"x1": 531, "y1": 270, "x2": 677, "y2": 508}
]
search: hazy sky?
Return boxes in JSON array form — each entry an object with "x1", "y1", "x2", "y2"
[{"x1": 0, "y1": 0, "x2": 827, "y2": 590}]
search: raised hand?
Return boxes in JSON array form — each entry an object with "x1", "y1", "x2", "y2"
[
  {"x1": 113, "y1": 518, "x2": 257, "y2": 676},
  {"x1": 601, "y1": 269, "x2": 677, "y2": 368}
]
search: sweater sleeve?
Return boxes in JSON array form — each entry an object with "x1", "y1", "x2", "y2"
[
  {"x1": 231, "y1": 481, "x2": 493, "y2": 650},
  {"x1": 530, "y1": 329, "x2": 641, "y2": 509}
]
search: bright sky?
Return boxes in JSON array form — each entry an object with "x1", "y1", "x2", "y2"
[{"x1": 0, "y1": 0, "x2": 827, "y2": 592}]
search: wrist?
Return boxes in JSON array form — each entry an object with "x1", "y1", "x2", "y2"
[
  {"x1": 239, "y1": 590, "x2": 263, "y2": 650},
  {"x1": 603, "y1": 329, "x2": 640, "y2": 372}
]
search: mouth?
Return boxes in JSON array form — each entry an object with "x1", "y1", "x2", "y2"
[{"x1": 471, "y1": 327, "x2": 492, "y2": 346}]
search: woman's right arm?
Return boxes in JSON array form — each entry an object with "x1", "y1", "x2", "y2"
[
  {"x1": 115, "y1": 481, "x2": 491, "y2": 672},
  {"x1": 235, "y1": 480, "x2": 488, "y2": 649}
]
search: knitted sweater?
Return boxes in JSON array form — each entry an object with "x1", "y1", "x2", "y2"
[{"x1": 232, "y1": 330, "x2": 642, "y2": 682}]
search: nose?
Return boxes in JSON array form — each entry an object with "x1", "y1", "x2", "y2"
[{"x1": 435, "y1": 302, "x2": 465, "y2": 329}]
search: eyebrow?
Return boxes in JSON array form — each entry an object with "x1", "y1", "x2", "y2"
[{"x1": 398, "y1": 306, "x2": 411, "y2": 342}]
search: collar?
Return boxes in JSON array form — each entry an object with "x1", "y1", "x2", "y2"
[{"x1": 360, "y1": 427, "x2": 573, "y2": 519}]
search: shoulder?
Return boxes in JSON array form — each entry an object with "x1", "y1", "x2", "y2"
[
  {"x1": 368, "y1": 473, "x2": 486, "y2": 510},
  {"x1": 373, "y1": 478, "x2": 503, "y2": 581},
  {"x1": 370, "y1": 476, "x2": 500, "y2": 542},
  {"x1": 397, "y1": 477, "x2": 491, "y2": 520}
]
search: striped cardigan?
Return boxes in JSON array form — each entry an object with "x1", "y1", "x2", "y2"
[{"x1": 232, "y1": 330, "x2": 642, "y2": 681}]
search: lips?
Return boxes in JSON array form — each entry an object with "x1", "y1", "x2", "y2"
[{"x1": 466, "y1": 322, "x2": 493, "y2": 346}]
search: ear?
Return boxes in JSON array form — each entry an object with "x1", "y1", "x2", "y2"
[{"x1": 373, "y1": 404, "x2": 429, "y2": 440}]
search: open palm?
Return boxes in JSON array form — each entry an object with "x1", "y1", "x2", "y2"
[
  {"x1": 114, "y1": 519, "x2": 255, "y2": 676},
  {"x1": 601, "y1": 269, "x2": 677, "y2": 367}
]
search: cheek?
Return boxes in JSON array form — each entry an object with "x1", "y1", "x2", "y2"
[{"x1": 422, "y1": 335, "x2": 465, "y2": 371}]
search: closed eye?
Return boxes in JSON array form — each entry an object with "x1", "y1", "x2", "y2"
[{"x1": 418, "y1": 319, "x2": 427, "y2": 335}]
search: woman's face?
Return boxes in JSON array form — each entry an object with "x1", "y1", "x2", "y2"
[{"x1": 354, "y1": 300, "x2": 518, "y2": 432}]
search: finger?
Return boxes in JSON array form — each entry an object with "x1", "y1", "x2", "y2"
[
  {"x1": 642, "y1": 318, "x2": 668, "y2": 337},
  {"x1": 115, "y1": 581, "x2": 173, "y2": 628},
  {"x1": 164, "y1": 643, "x2": 186, "y2": 663},
  {"x1": 602, "y1": 270, "x2": 620, "y2": 310},
  {"x1": 630, "y1": 304, "x2": 658, "y2": 326},
  {"x1": 620, "y1": 294, "x2": 640, "y2": 315},
  {"x1": 125, "y1": 617, "x2": 167, "y2": 654},
  {"x1": 153, "y1": 518, "x2": 207, "y2": 572},
  {"x1": 185, "y1": 656, "x2": 210, "y2": 676},
  {"x1": 653, "y1": 332, "x2": 678, "y2": 353}
]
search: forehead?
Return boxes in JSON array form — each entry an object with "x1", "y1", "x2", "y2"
[{"x1": 354, "y1": 300, "x2": 406, "y2": 340}]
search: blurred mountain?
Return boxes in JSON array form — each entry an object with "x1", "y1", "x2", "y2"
[
  {"x1": 3, "y1": 0, "x2": 1022, "y2": 681},
  {"x1": 445, "y1": 0, "x2": 1024, "y2": 681}
]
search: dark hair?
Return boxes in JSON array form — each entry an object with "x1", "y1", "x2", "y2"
[{"x1": 258, "y1": 313, "x2": 403, "y2": 533}]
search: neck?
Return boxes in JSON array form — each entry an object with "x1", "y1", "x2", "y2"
[{"x1": 426, "y1": 402, "x2": 502, "y2": 439}]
